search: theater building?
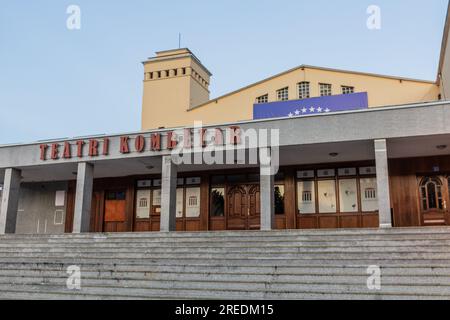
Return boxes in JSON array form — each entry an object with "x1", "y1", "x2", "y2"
[{"x1": 1, "y1": 10, "x2": 450, "y2": 235}]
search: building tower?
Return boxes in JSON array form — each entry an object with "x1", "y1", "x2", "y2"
[{"x1": 141, "y1": 48, "x2": 212, "y2": 130}]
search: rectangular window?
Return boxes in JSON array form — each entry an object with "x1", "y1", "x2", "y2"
[
  {"x1": 210, "y1": 188, "x2": 225, "y2": 217},
  {"x1": 173, "y1": 69, "x2": 178, "y2": 76},
  {"x1": 256, "y1": 94, "x2": 268, "y2": 104},
  {"x1": 297, "y1": 82, "x2": 310, "y2": 99},
  {"x1": 342, "y1": 86, "x2": 354, "y2": 94},
  {"x1": 211, "y1": 175, "x2": 226, "y2": 185},
  {"x1": 318, "y1": 180, "x2": 337, "y2": 213},
  {"x1": 185, "y1": 187, "x2": 201, "y2": 217},
  {"x1": 149, "y1": 72, "x2": 153, "y2": 80},
  {"x1": 319, "y1": 83, "x2": 332, "y2": 96},
  {"x1": 360, "y1": 178, "x2": 378, "y2": 212},
  {"x1": 297, "y1": 180, "x2": 316, "y2": 214},
  {"x1": 176, "y1": 188, "x2": 184, "y2": 218},
  {"x1": 135, "y1": 189, "x2": 151, "y2": 219},
  {"x1": 151, "y1": 189, "x2": 161, "y2": 214},
  {"x1": 339, "y1": 179, "x2": 358, "y2": 212},
  {"x1": 277, "y1": 87, "x2": 289, "y2": 101},
  {"x1": 275, "y1": 185, "x2": 285, "y2": 215}
]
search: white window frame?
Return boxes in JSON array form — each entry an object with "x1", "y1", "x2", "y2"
[
  {"x1": 276, "y1": 87, "x2": 289, "y2": 101},
  {"x1": 342, "y1": 86, "x2": 354, "y2": 95},
  {"x1": 319, "y1": 83, "x2": 332, "y2": 96},
  {"x1": 297, "y1": 82, "x2": 310, "y2": 99},
  {"x1": 256, "y1": 94, "x2": 268, "y2": 104}
]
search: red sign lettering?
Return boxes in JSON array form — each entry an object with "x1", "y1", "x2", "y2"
[
  {"x1": 167, "y1": 131, "x2": 177, "y2": 150},
  {"x1": 183, "y1": 129, "x2": 192, "y2": 148},
  {"x1": 199, "y1": 128, "x2": 207, "y2": 148},
  {"x1": 63, "y1": 142, "x2": 72, "y2": 159},
  {"x1": 76, "y1": 140, "x2": 85, "y2": 158},
  {"x1": 215, "y1": 128, "x2": 223, "y2": 146},
  {"x1": 151, "y1": 134, "x2": 161, "y2": 151},
  {"x1": 120, "y1": 136, "x2": 130, "y2": 153},
  {"x1": 39, "y1": 144, "x2": 48, "y2": 161},
  {"x1": 89, "y1": 139, "x2": 99, "y2": 157},
  {"x1": 229, "y1": 126, "x2": 241, "y2": 145},
  {"x1": 51, "y1": 143, "x2": 59, "y2": 160},
  {"x1": 135, "y1": 135, "x2": 145, "y2": 152},
  {"x1": 38, "y1": 127, "x2": 241, "y2": 161},
  {"x1": 102, "y1": 138, "x2": 109, "y2": 155}
]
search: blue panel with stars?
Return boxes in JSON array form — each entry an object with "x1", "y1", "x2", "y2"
[{"x1": 253, "y1": 92, "x2": 368, "y2": 120}]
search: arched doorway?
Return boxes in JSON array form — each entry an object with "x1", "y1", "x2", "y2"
[{"x1": 418, "y1": 176, "x2": 450, "y2": 226}]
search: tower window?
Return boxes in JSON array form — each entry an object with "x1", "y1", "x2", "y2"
[
  {"x1": 277, "y1": 87, "x2": 289, "y2": 101},
  {"x1": 298, "y1": 82, "x2": 310, "y2": 99},
  {"x1": 165, "y1": 70, "x2": 170, "y2": 77},
  {"x1": 157, "y1": 71, "x2": 161, "y2": 78},
  {"x1": 256, "y1": 94, "x2": 269, "y2": 104},
  {"x1": 149, "y1": 72, "x2": 153, "y2": 80},
  {"x1": 182, "y1": 68, "x2": 186, "y2": 75},
  {"x1": 342, "y1": 86, "x2": 354, "y2": 94},
  {"x1": 173, "y1": 69, "x2": 178, "y2": 76},
  {"x1": 319, "y1": 83, "x2": 332, "y2": 96}
]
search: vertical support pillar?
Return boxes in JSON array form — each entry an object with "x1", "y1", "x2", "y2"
[
  {"x1": 0, "y1": 168, "x2": 22, "y2": 234},
  {"x1": 374, "y1": 139, "x2": 392, "y2": 228},
  {"x1": 260, "y1": 147, "x2": 275, "y2": 231},
  {"x1": 72, "y1": 162, "x2": 94, "y2": 233},
  {"x1": 160, "y1": 155, "x2": 178, "y2": 232}
]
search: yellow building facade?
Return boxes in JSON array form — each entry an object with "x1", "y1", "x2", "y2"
[{"x1": 141, "y1": 48, "x2": 440, "y2": 130}]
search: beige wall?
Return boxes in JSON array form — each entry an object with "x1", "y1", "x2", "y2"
[
  {"x1": 141, "y1": 49, "x2": 211, "y2": 129},
  {"x1": 439, "y1": 17, "x2": 450, "y2": 100},
  {"x1": 141, "y1": 53, "x2": 440, "y2": 130}
]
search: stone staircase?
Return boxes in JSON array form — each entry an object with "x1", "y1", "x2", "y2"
[{"x1": 0, "y1": 227, "x2": 450, "y2": 300}]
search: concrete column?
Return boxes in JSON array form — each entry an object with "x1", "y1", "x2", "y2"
[
  {"x1": 374, "y1": 139, "x2": 392, "y2": 228},
  {"x1": 260, "y1": 147, "x2": 275, "y2": 231},
  {"x1": 72, "y1": 162, "x2": 94, "y2": 233},
  {"x1": 160, "y1": 155, "x2": 177, "y2": 232},
  {"x1": 0, "y1": 168, "x2": 22, "y2": 234}
]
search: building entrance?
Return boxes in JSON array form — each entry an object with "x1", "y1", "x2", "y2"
[
  {"x1": 226, "y1": 184, "x2": 260, "y2": 230},
  {"x1": 418, "y1": 176, "x2": 450, "y2": 226}
]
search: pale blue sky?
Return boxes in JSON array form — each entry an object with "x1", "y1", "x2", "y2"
[{"x1": 0, "y1": 0, "x2": 448, "y2": 144}]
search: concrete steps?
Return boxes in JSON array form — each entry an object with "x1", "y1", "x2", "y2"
[{"x1": 0, "y1": 227, "x2": 450, "y2": 299}]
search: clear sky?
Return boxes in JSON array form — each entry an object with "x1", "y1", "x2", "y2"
[{"x1": 0, "y1": 0, "x2": 448, "y2": 144}]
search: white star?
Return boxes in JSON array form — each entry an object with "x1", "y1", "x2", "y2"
[
  {"x1": 317, "y1": 107, "x2": 323, "y2": 112},
  {"x1": 301, "y1": 107, "x2": 307, "y2": 113},
  {"x1": 309, "y1": 107, "x2": 315, "y2": 113},
  {"x1": 288, "y1": 112, "x2": 293, "y2": 117},
  {"x1": 325, "y1": 108, "x2": 331, "y2": 113},
  {"x1": 294, "y1": 109, "x2": 300, "y2": 115}
]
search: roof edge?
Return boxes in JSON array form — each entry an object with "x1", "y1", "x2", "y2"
[{"x1": 188, "y1": 64, "x2": 437, "y2": 112}]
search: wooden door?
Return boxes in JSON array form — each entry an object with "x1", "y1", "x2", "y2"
[
  {"x1": 227, "y1": 185, "x2": 247, "y2": 230},
  {"x1": 247, "y1": 185, "x2": 261, "y2": 230},
  {"x1": 226, "y1": 184, "x2": 260, "y2": 230},
  {"x1": 418, "y1": 176, "x2": 450, "y2": 226},
  {"x1": 103, "y1": 190, "x2": 128, "y2": 232}
]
